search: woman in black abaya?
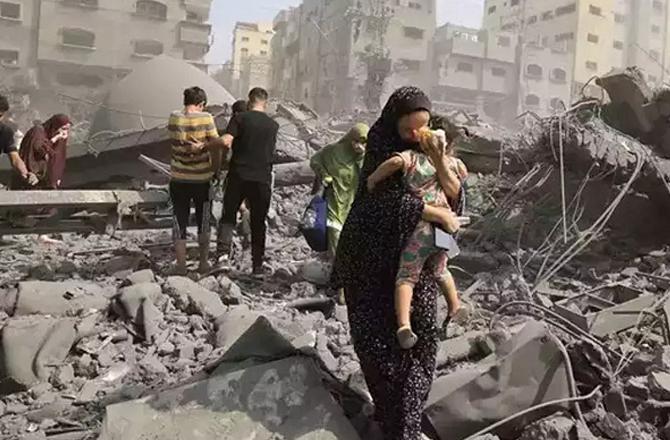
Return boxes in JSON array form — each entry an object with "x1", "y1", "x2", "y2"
[{"x1": 332, "y1": 87, "x2": 461, "y2": 439}]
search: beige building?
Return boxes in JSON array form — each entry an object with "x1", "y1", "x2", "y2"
[
  {"x1": 271, "y1": 0, "x2": 437, "y2": 114},
  {"x1": 482, "y1": 0, "x2": 670, "y2": 97},
  {"x1": 227, "y1": 21, "x2": 274, "y2": 97},
  {"x1": 0, "y1": 0, "x2": 213, "y2": 107},
  {"x1": 431, "y1": 23, "x2": 572, "y2": 120}
]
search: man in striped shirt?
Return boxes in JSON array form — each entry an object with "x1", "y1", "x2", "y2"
[{"x1": 168, "y1": 86, "x2": 224, "y2": 274}]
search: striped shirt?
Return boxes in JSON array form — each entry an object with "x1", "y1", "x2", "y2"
[{"x1": 168, "y1": 110, "x2": 219, "y2": 182}]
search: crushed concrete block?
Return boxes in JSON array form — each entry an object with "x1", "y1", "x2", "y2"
[
  {"x1": 126, "y1": 269, "x2": 155, "y2": 285},
  {"x1": 0, "y1": 317, "x2": 76, "y2": 395},
  {"x1": 78, "y1": 381, "x2": 103, "y2": 402},
  {"x1": 649, "y1": 371, "x2": 670, "y2": 400},
  {"x1": 53, "y1": 364, "x2": 75, "y2": 387},
  {"x1": 98, "y1": 356, "x2": 360, "y2": 440},
  {"x1": 19, "y1": 432, "x2": 46, "y2": 440},
  {"x1": 6, "y1": 402, "x2": 29, "y2": 414},
  {"x1": 25, "y1": 400, "x2": 71, "y2": 423},
  {"x1": 518, "y1": 414, "x2": 575, "y2": 440},
  {"x1": 102, "y1": 255, "x2": 145, "y2": 276},
  {"x1": 165, "y1": 276, "x2": 226, "y2": 319},
  {"x1": 29, "y1": 263, "x2": 56, "y2": 281},
  {"x1": 435, "y1": 331, "x2": 481, "y2": 368},
  {"x1": 0, "y1": 287, "x2": 18, "y2": 315},
  {"x1": 300, "y1": 259, "x2": 331, "y2": 286},
  {"x1": 625, "y1": 351, "x2": 655, "y2": 376},
  {"x1": 178, "y1": 341, "x2": 195, "y2": 361},
  {"x1": 56, "y1": 260, "x2": 77, "y2": 275},
  {"x1": 597, "y1": 413, "x2": 631, "y2": 440},
  {"x1": 158, "y1": 342, "x2": 175, "y2": 356},
  {"x1": 219, "y1": 276, "x2": 244, "y2": 305},
  {"x1": 604, "y1": 385, "x2": 628, "y2": 419},
  {"x1": 117, "y1": 283, "x2": 161, "y2": 322},
  {"x1": 214, "y1": 305, "x2": 261, "y2": 352},
  {"x1": 15, "y1": 281, "x2": 112, "y2": 316},
  {"x1": 655, "y1": 346, "x2": 670, "y2": 372},
  {"x1": 139, "y1": 299, "x2": 163, "y2": 342},
  {"x1": 140, "y1": 355, "x2": 168, "y2": 376},
  {"x1": 315, "y1": 334, "x2": 338, "y2": 373}
]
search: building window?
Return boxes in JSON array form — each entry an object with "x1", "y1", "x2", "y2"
[
  {"x1": 527, "y1": 15, "x2": 537, "y2": 24},
  {"x1": 240, "y1": 48, "x2": 249, "y2": 54},
  {"x1": 552, "y1": 68, "x2": 567, "y2": 82},
  {"x1": 498, "y1": 35, "x2": 511, "y2": 47},
  {"x1": 400, "y1": 59, "x2": 421, "y2": 71},
  {"x1": 588, "y1": 4, "x2": 602, "y2": 15},
  {"x1": 550, "y1": 98, "x2": 563, "y2": 110},
  {"x1": 587, "y1": 33, "x2": 599, "y2": 43},
  {"x1": 653, "y1": 0, "x2": 663, "y2": 11},
  {"x1": 556, "y1": 3, "x2": 576, "y2": 16},
  {"x1": 56, "y1": 72, "x2": 104, "y2": 88},
  {"x1": 408, "y1": 1, "x2": 422, "y2": 9},
  {"x1": 541, "y1": 11, "x2": 553, "y2": 20},
  {"x1": 652, "y1": 25, "x2": 661, "y2": 34},
  {"x1": 134, "y1": 40, "x2": 163, "y2": 56},
  {"x1": 501, "y1": 23, "x2": 517, "y2": 31},
  {"x1": 62, "y1": 0, "x2": 99, "y2": 8},
  {"x1": 61, "y1": 28, "x2": 96, "y2": 48},
  {"x1": 241, "y1": 37, "x2": 250, "y2": 42},
  {"x1": 526, "y1": 64, "x2": 543, "y2": 77},
  {"x1": 135, "y1": 0, "x2": 167, "y2": 20},
  {"x1": 491, "y1": 67, "x2": 506, "y2": 77},
  {"x1": 650, "y1": 50, "x2": 660, "y2": 60},
  {"x1": 0, "y1": 49, "x2": 18, "y2": 66},
  {"x1": 488, "y1": 5, "x2": 497, "y2": 14},
  {"x1": 456, "y1": 62, "x2": 474, "y2": 72},
  {"x1": 613, "y1": 40, "x2": 624, "y2": 50},
  {"x1": 260, "y1": 50, "x2": 268, "y2": 55},
  {"x1": 261, "y1": 39, "x2": 269, "y2": 45},
  {"x1": 555, "y1": 32, "x2": 574, "y2": 42},
  {"x1": 586, "y1": 61, "x2": 598, "y2": 70},
  {"x1": 404, "y1": 26, "x2": 425, "y2": 39},
  {"x1": 0, "y1": 2, "x2": 20, "y2": 20},
  {"x1": 511, "y1": 0, "x2": 519, "y2": 5},
  {"x1": 525, "y1": 94, "x2": 540, "y2": 106},
  {"x1": 614, "y1": 13, "x2": 626, "y2": 23}
]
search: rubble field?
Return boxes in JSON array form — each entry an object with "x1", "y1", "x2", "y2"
[{"x1": 5, "y1": 90, "x2": 670, "y2": 440}]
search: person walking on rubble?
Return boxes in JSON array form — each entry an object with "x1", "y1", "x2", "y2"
[
  {"x1": 218, "y1": 87, "x2": 279, "y2": 278},
  {"x1": 168, "y1": 86, "x2": 224, "y2": 275},
  {"x1": 11, "y1": 114, "x2": 71, "y2": 190},
  {"x1": 310, "y1": 122, "x2": 369, "y2": 303},
  {"x1": 332, "y1": 86, "x2": 461, "y2": 439},
  {"x1": 0, "y1": 95, "x2": 38, "y2": 188}
]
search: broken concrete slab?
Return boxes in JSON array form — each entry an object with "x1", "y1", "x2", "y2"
[
  {"x1": 425, "y1": 320, "x2": 570, "y2": 440},
  {"x1": 300, "y1": 259, "x2": 331, "y2": 286},
  {"x1": 98, "y1": 356, "x2": 360, "y2": 440},
  {"x1": 0, "y1": 317, "x2": 76, "y2": 395},
  {"x1": 126, "y1": 269, "x2": 155, "y2": 285},
  {"x1": 14, "y1": 281, "x2": 112, "y2": 317},
  {"x1": 164, "y1": 276, "x2": 226, "y2": 320},
  {"x1": 518, "y1": 414, "x2": 575, "y2": 440},
  {"x1": 214, "y1": 306, "x2": 261, "y2": 352},
  {"x1": 117, "y1": 283, "x2": 161, "y2": 322}
]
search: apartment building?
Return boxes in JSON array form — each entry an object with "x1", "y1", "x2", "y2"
[
  {"x1": 0, "y1": 0, "x2": 213, "y2": 101},
  {"x1": 270, "y1": 0, "x2": 437, "y2": 114},
  {"x1": 431, "y1": 23, "x2": 572, "y2": 119},
  {"x1": 227, "y1": 21, "x2": 274, "y2": 97},
  {"x1": 482, "y1": 0, "x2": 670, "y2": 97}
]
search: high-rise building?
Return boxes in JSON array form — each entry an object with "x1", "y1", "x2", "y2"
[
  {"x1": 0, "y1": 0, "x2": 213, "y2": 99},
  {"x1": 482, "y1": 0, "x2": 670, "y2": 96},
  {"x1": 228, "y1": 21, "x2": 274, "y2": 97},
  {"x1": 270, "y1": 0, "x2": 437, "y2": 114}
]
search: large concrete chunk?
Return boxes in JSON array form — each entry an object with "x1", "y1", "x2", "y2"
[
  {"x1": 117, "y1": 283, "x2": 162, "y2": 322},
  {"x1": 165, "y1": 276, "x2": 226, "y2": 319},
  {"x1": 425, "y1": 320, "x2": 570, "y2": 439},
  {"x1": 98, "y1": 356, "x2": 359, "y2": 440},
  {"x1": 0, "y1": 317, "x2": 76, "y2": 395},
  {"x1": 15, "y1": 281, "x2": 112, "y2": 316},
  {"x1": 214, "y1": 306, "x2": 261, "y2": 352}
]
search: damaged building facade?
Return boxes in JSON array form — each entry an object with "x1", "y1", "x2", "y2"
[
  {"x1": 269, "y1": 0, "x2": 437, "y2": 114},
  {"x1": 0, "y1": 0, "x2": 213, "y2": 116}
]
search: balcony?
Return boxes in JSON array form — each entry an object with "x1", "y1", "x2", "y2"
[
  {"x1": 445, "y1": 37, "x2": 485, "y2": 58},
  {"x1": 61, "y1": 0, "x2": 99, "y2": 9},
  {"x1": 182, "y1": 0, "x2": 210, "y2": 20},
  {"x1": 179, "y1": 21, "x2": 211, "y2": 47}
]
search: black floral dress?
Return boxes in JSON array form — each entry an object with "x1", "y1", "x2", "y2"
[{"x1": 332, "y1": 87, "x2": 439, "y2": 440}]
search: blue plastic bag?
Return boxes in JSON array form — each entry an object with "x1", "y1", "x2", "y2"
[{"x1": 299, "y1": 191, "x2": 328, "y2": 252}]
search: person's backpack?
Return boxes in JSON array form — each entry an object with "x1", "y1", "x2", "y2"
[{"x1": 299, "y1": 188, "x2": 328, "y2": 252}]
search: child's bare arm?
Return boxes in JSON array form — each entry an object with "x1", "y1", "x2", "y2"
[{"x1": 367, "y1": 156, "x2": 404, "y2": 191}]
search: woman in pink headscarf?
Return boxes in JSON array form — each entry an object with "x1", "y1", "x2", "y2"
[{"x1": 11, "y1": 114, "x2": 71, "y2": 189}]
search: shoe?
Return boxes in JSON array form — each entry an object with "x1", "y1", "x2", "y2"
[
  {"x1": 252, "y1": 265, "x2": 265, "y2": 279},
  {"x1": 397, "y1": 326, "x2": 418, "y2": 349},
  {"x1": 449, "y1": 304, "x2": 471, "y2": 326}
]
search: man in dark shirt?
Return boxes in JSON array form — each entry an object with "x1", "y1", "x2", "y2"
[
  {"x1": 219, "y1": 87, "x2": 279, "y2": 277},
  {"x1": 0, "y1": 95, "x2": 37, "y2": 187}
]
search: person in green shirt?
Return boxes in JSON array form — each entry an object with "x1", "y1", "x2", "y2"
[{"x1": 310, "y1": 122, "x2": 369, "y2": 258}]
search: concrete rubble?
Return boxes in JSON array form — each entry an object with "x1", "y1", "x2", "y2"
[{"x1": 5, "y1": 95, "x2": 670, "y2": 440}]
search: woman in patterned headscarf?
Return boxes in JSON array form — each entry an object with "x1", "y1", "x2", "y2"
[{"x1": 332, "y1": 87, "x2": 461, "y2": 439}]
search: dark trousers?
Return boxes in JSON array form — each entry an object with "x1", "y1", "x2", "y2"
[
  {"x1": 169, "y1": 181, "x2": 210, "y2": 240},
  {"x1": 221, "y1": 172, "x2": 271, "y2": 267}
]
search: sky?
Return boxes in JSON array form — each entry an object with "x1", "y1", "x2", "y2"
[{"x1": 207, "y1": 0, "x2": 485, "y2": 65}]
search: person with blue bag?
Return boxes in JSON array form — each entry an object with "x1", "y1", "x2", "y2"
[{"x1": 307, "y1": 123, "x2": 369, "y2": 303}]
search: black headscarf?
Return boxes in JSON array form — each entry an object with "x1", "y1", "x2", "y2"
[{"x1": 362, "y1": 86, "x2": 432, "y2": 178}]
